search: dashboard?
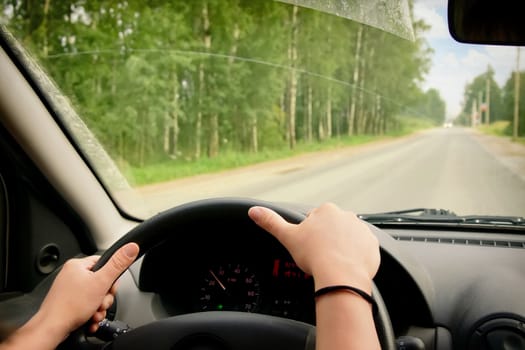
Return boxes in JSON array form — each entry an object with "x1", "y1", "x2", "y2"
[
  {"x1": 0, "y1": 194, "x2": 524, "y2": 350},
  {"x1": 119, "y1": 205, "x2": 525, "y2": 350}
]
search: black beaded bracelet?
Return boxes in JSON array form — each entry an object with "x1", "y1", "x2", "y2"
[{"x1": 314, "y1": 285, "x2": 377, "y2": 313}]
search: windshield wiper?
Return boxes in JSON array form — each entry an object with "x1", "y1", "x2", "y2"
[
  {"x1": 364, "y1": 208, "x2": 457, "y2": 216},
  {"x1": 358, "y1": 208, "x2": 525, "y2": 226},
  {"x1": 456, "y1": 215, "x2": 525, "y2": 225}
]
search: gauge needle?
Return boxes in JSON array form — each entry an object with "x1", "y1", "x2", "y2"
[{"x1": 209, "y1": 269, "x2": 227, "y2": 291}]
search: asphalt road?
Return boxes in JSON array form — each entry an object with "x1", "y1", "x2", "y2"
[{"x1": 137, "y1": 128, "x2": 525, "y2": 217}]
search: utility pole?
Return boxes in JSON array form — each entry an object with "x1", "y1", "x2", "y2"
[
  {"x1": 486, "y1": 66, "x2": 491, "y2": 124},
  {"x1": 513, "y1": 47, "x2": 520, "y2": 141},
  {"x1": 478, "y1": 91, "x2": 483, "y2": 124},
  {"x1": 471, "y1": 98, "x2": 477, "y2": 127}
]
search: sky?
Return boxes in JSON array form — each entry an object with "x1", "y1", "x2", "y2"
[{"x1": 413, "y1": 0, "x2": 524, "y2": 120}]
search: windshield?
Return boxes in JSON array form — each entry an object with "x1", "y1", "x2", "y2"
[{"x1": 1, "y1": 0, "x2": 524, "y2": 219}]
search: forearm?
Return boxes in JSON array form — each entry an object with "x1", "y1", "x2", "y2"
[
  {"x1": 315, "y1": 291, "x2": 380, "y2": 350},
  {"x1": 0, "y1": 311, "x2": 67, "y2": 350}
]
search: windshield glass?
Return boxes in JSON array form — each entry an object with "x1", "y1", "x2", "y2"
[{"x1": 1, "y1": 0, "x2": 524, "y2": 219}]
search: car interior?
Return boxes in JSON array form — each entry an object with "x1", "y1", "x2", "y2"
[{"x1": 0, "y1": 0, "x2": 524, "y2": 349}]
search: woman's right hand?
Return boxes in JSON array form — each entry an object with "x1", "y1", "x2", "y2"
[{"x1": 247, "y1": 202, "x2": 380, "y2": 294}]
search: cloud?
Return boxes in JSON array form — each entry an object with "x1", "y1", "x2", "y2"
[
  {"x1": 413, "y1": 2, "x2": 449, "y2": 39},
  {"x1": 459, "y1": 46, "x2": 524, "y2": 87},
  {"x1": 460, "y1": 49, "x2": 490, "y2": 72},
  {"x1": 484, "y1": 46, "x2": 525, "y2": 85},
  {"x1": 443, "y1": 52, "x2": 459, "y2": 67}
]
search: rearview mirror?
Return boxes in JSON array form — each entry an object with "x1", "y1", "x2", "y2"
[{"x1": 448, "y1": 0, "x2": 525, "y2": 46}]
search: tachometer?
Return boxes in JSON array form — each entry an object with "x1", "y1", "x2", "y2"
[{"x1": 198, "y1": 263, "x2": 260, "y2": 312}]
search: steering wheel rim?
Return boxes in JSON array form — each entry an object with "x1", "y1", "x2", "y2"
[{"x1": 73, "y1": 197, "x2": 396, "y2": 350}]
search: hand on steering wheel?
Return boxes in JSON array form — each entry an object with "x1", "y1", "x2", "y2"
[{"x1": 0, "y1": 244, "x2": 139, "y2": 350}]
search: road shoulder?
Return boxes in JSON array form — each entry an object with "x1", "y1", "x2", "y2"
[{"x1": 471, "y1": 129, "x2": 525, "y2": 182}]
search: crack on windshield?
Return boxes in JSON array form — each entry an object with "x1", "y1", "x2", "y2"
[{"x1": 46, "y1": 47, "x2": 414, "y2": 114}]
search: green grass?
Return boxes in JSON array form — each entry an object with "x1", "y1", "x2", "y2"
[
  {"x1": 129, "y1": 120, "x2": 435, "y2": 186},
  {"x1": 477, "y1": 121, "x2": 512, "y2": 137},
  {"x1": 392, "y1": 116, "x2": 436, "y2": 136},
  {"x1": 477, "y1": 121, "x2": 525, "y2": 145},
  {"x1": 129, "y1": 135, "x2": 376, "y2": 185}
]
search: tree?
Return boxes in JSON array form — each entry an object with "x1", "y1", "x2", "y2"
[
  {"x1": 501, "y1": 71, "x2": 525, "y2": 136},
  {"x1": 409, "y1": 88, "x2": 446, "y2": 125},
  {"x1": 458, "y1": 68, "x2": 503, "y2": 127},
  {"x1": 1, "y1": 0, "x2": 436, "y2": 172}
]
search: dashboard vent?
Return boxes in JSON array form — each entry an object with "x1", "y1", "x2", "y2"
[
  {"x1": 392, "y1": 235, "x2": 525, "y2": 249},
  {"x1": 469, "y1": 316, "x2": 525, "y2": 350}
]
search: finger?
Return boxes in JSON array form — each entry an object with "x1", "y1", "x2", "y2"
[
  {"x1": 248, "y1": 206, "x2": 296, "y2": 243},
  {"x1": 66, "y1": 255, "x2": 99, "y2": 271},
  {"x1": 97, "y1": 242, "x2": 140, "y2": 287},
  {"x1": 98, "y1": 293, "x2": 115, "y2": 312},
  {"x1": 91, "y1": 310, "x2": 106, "y2": 323},
  {"x1": 89, "y1": 322, "x2": 100, "y2": 334},
  {"x1": 109, "y1": 281, "x2": 118, "y2": 295},
  {"x1": 81, "y1": 255, "x2": 100, "y2": 270}
]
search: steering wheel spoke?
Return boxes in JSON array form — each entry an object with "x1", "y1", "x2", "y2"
[{"x1": 106, "y1": 312, "x2": 315, "y2": 350}]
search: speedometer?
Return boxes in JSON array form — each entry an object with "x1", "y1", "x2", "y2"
[{"x1": 198, "y1": 263, "x2": 260, "y2": 312}]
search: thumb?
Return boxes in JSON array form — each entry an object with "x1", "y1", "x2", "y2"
[
  {"x1": 248, "y1": 206, "x2": 296, "y2": 244},
  {"x1": 97, "y1": 242, "x2": 140, "y2": 287}
]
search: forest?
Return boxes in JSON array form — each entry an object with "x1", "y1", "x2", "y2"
[
  {"x1": 457, "y1": 64, "x2": 525, "y2": 138},
  {"x1": 1, "y1": 0, "x2": 446, "y2": 173}
]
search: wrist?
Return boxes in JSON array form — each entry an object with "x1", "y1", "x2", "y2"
[
  {"x1": 312, "y1": 262, "x2": 373, "y2": 294},
  {"x1": 314, "y1": 285, "x2": 376, "y2": 313}
]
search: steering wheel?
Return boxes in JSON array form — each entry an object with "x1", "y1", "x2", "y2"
[{"x1": 65, "y1": 197, "x2": 396, "y2": 350}]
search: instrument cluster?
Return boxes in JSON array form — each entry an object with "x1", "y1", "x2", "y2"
[
  {"x1": 194, "y1": 259, "x2": 315, "y2": 323},
  {"x1": 138, "y1": 228, "x2": 316, "y2": 324}
]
